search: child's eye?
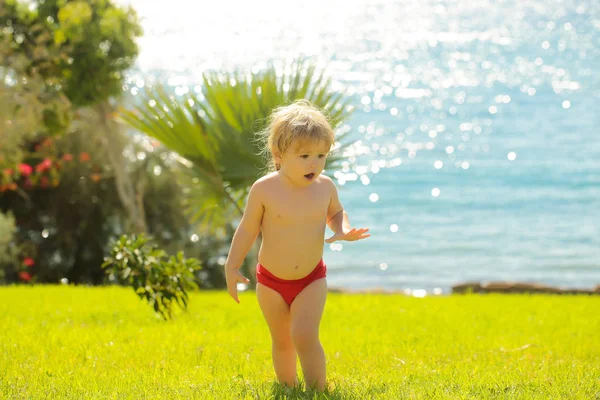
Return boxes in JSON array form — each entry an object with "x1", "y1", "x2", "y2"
[
  {"x1": 318, "y1": 154, "x2": 325, "y2": 158},
  {"x1": 300, "y1": 155, "x2": 309, "y2": 159}
]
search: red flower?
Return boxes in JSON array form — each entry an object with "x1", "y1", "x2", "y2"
[
  {"x1": 3, "y1": 168, "x2": 13, "y2": 176},
  {"x1": 79, "y1": 152, "x2": 90, "y2": 162},
  {"x1": 19, "y1": 272, "x2": 32, "y2": 281},
  {"x1": 90, "y1": 173, "x2": 102, "y2": 182},
  {"x1": 35, "y1": 158, "x2": 52, "y2": 173},
  {"x1": 18, "y1": 163, "x2": 33, "y2": 177},
  {"x1": 23, "y1": 258, "x2": 35, "y2": 267},
  {"x1": 62, "y1": 153, "x2": 73, "y2": 161}
]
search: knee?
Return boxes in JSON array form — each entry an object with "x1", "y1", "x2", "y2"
[
  {"x1": 290, "y1": 326, "x2": 319, "y2": 351},
  {"x1": 272, "y1": 334, "x2": 294, "y2": 352}
]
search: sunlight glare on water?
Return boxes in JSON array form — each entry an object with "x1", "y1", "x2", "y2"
[{"x1": 119, "y1": 0, "x2": 600, "y2": 292}]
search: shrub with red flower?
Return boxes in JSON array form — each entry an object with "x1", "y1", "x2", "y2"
[
  {"x1": 35, "y1": 158, "x2": 53, "y2": 173},
  {"x1": 18, "y1": 163, "x2": 33, "y2": 177},
  {"x1": 23, "y1": 258, "x2": 35, "y2": 268},
  {"x1": 19, "y1": 272, "x2": 32, "y2": 281}
]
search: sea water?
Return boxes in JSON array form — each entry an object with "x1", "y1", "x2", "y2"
[{"x1": 121, "y1": 0, "x2": 600, "y2": 292}]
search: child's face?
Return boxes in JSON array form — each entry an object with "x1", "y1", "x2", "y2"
[{"x1": 276, "y1": 139, "x2": 329, "y2": 186}]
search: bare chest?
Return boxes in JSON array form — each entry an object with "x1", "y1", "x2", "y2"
[{"x1": 264, "y1": 190, "x2": 330, "y2": 225}]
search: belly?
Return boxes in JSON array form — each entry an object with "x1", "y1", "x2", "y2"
[{"x1": 258, "y1": 224, "x2": 326, "y2": 280}]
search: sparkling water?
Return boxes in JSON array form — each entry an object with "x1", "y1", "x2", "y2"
[{"x1": 121, "y1": 0, "x2": 600, "y2": 292}]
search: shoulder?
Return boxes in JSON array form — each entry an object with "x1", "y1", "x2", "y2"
[
  {"x1": 251, "y1": 172, "x2": 279, "y2": 194},
  {"x1": 317, "y1": 174, "x2": 335, "y2": 186},
  {"x1": 316, "y1": 174, "x2": 337, "y2": 193},
  {"x1": 254, "y1": 171, "x2": 279, "y2": 187}
]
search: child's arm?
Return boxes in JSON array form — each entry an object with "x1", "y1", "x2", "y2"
[
  {"x1": 224, "y1": 181, "x2": 265, "y2": 303},
  {"x1": 327, "y1": 209, "x2": 350, "y2": 234},
  {"x1": 326, "y1": 180, "x2": 349, "y2": 233},
  {"x1": 324, "y1": 178, "x2": 370, "y2": 243}
]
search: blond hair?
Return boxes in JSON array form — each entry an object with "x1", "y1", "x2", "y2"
[{"x1": 258, "y1": 100, "x2": 335, "y2": 171}]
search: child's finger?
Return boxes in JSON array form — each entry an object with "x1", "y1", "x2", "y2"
[
  {"x1": 228, "y1": 286, "x2": 239, "y2": 303},
  {"x1": 236, "y1": 271, "x2": 250, "y2": 284}
]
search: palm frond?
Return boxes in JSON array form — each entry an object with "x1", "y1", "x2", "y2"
[{"x1": 119, "y1": 58, "x2": 355, "y2": 234}]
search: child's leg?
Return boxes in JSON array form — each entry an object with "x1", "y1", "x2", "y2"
[
  {"x1": 290, "y1": 278, "x2": 327, "y2": 390},
  {"x1": 256, "y1": 283, "x2": 298, "y2": 387}
]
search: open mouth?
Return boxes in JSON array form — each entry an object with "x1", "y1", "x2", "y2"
[{"x1": 304, "y1": 173, "x2": 315, "y2": 180}]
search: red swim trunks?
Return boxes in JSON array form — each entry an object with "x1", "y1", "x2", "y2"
[{"x1": 256, "y1": 259, "x2": 327, "y2": 306}]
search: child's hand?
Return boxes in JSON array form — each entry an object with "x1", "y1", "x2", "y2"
[
  {"x1": 225, "y1": 267, "x2": 250, "y2": 304},
  {"x1": 325, "y1": 228, "x2": 370, "y2": 243}
]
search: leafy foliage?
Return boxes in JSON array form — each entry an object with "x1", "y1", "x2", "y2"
[
  {"x1": 0, "y1": 128, "x2": 219, "y2": 286},
  {"x1": 102, "y1": 234, "x2": 202, "y2": 320},
  {"x1": 1, "y1": 0, "x2": 142, "y2": 108},
  {"x1": 119, "y1": 59, "x2": 354, "y2": 234},
  {"x1": 0, "y1": 0, "x2": 142, "y2": 167}
]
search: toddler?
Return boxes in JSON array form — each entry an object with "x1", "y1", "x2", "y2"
[{"x1": 224, "y1": 100, "x2": 370, "y2": 390}]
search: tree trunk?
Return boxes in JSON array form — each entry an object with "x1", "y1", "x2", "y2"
[{"x1": 93, "y1": 102, "x2": 147, "y2": 233}]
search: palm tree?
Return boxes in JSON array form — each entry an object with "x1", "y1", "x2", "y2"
[{"x1": 119, "y1": 59, "x2": 354, "y2": 282}]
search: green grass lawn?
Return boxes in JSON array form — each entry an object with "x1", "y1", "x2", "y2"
[{"x1": 1, "y1": 285, "x2": 598, "y2": 399}]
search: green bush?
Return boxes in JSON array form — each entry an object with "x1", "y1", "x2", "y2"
[
  {"x1": 102, "y1": 234, "x2": 202, "y2": 320},
  {"x1": 0, "y1": 128, "x2": 220, "y2": 286}
]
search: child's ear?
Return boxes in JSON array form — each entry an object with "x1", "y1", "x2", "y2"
[{"x1": 273, "y1": 152, "x2": 281, "y2": 163}]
